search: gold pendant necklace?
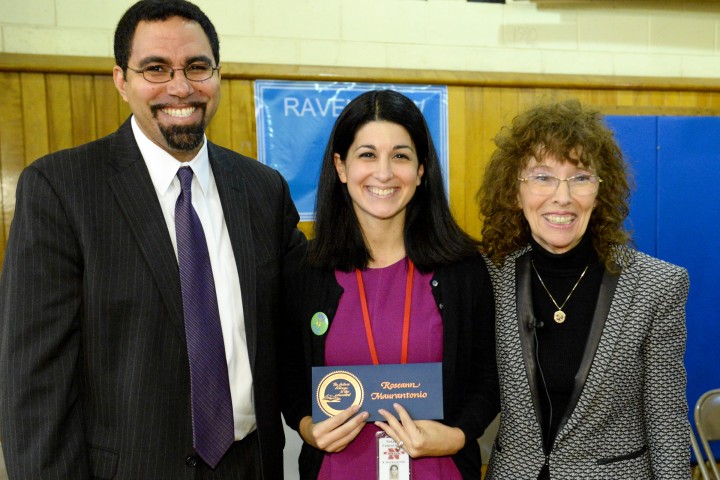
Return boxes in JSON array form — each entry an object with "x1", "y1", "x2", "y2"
[{"x1": 531, "y1": 261, "x2": 589, "y2": 324}]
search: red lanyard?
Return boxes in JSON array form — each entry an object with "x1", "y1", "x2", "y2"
[{"x1": 355, "y1": 260, "x2": 414, "y2": 365}]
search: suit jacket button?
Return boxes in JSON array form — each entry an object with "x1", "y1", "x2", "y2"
[{"x1": 186, "y1": 455, "x2": 199, "y2": 467}]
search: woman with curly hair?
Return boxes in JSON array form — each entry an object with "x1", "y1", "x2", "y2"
[{"x1": 478, "y1": 99, "x2": 690, "y2": 479}]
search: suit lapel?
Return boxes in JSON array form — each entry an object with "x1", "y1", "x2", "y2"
[
  {"x1": 555, "y1": 266, "x2": 620, "y2": 438},
  {"x1": 106, "y1": 120, "x2": 184, "y2": 333},
  {"x1": 209, "y1": 145, "x2": 257, "y2": 368},
  {"x1": 516, "y1": 253, "x2": 546, "y2": 428}
]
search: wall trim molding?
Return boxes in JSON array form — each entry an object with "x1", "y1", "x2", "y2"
[{"x1": 2, "y1": 52, "x2": 720, "y2": 92}]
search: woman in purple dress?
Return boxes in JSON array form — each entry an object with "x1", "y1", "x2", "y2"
[{"x1": 281, "y1": 90, "x2": 499, "y2": 479}]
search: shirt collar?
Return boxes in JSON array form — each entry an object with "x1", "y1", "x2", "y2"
[{"x1": 130, "y1": 115, "x2": 211, "y2": 197}]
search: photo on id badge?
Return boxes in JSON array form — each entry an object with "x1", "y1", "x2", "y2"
[{"x1": 377, "y1": 431, "x2": 410, "y2": 480}]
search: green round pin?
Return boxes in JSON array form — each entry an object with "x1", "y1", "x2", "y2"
[{"x1": 311, "y1": 312, "x2": 329, "y2": 336}]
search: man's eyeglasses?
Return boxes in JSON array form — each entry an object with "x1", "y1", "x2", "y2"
[
  {"x1": 518, "y1": 173, "x2": 603, "y2": 196},
  {"x1": 126, "y1": 63, "x2": 219, "y2": 83}
]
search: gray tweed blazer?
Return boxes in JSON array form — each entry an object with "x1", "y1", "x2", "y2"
[{"x1": 484, "y1": 245, "x2": 690, "y2": 479}]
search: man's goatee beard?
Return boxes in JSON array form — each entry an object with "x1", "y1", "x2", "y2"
[
  {"x1": 159, "y1": 123, "x2": 206, "y2": 151},
  {"x1": 152, "y1": 103, "x2": 207, "y2": 151}
]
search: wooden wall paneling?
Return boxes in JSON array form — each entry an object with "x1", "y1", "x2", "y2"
[
  {"x1": 698, "y1": 91, "x2": 720, "y2": 109},
  {"x1": 663, "y1": 90, "x2": 692, "y2": 110},
  {"x1": 5, "y1": 53, "x2": 720, "y2": 253},
  {"x1": 460, "y1": 87, "x2": 486, "y2": 237},
  {"x1": 683, "y1": 90, "x2": 701, "y2": 108},
  {"x1": 447, "y1": 85, "x2": 469, "y2": 234},
  {"x1": 661, "y1": 91, "x2": 679, "y2": 108},
  {"x1": 497, "y1": 88, "x2": 520, "y2": 126},
  {"x1": 20, "y1": 72, "x2": 50, "y2": 165},
  {"x1": 0, "y1": 72, "x2": 24, "y2": 261},
  {"x1": 524, "y1": 87, "x2": 547, "y2": 107},
  {"x1": 586, "y1": 89, "x2": 619, "y2": 109},
  {"x1": 685, "y1": 92, "x2": 708, "y2": 109},
  {"x1": 555, "y1": 88, "x2": 584, "y2": 105},
  {"x1": 517, "y1": 87, "x2": 543, "y2": 113},
  {"x1": 624, "y1": 90, "x2": 658, "y2": 110},
  {"x1": 69, "y1": 75, "x2": 97, "y2": 147},
  {"x1": 648, "y1": 90, "x2": 669, "y2": 109},
  {"x1": 206, "y1": 79, "x2": 233, "y2": 150},
  {"x1": 94, "y1": 74, "x2": 123, "y2": 138},
  {"x1": 608, "y1": 89, "x2": 720, "y2": 116},
  {"x1": 558, "y1": 88, "x2": 586, "y2": 105},
  {"x1": 634, "y1": 90, "x2": 655, "y2": 108},
  {"x1": 228, "y1": 79, "x2": 257, "y2": 158},
  {"x1": 560, "y1": 88, "x2": 583, "y2": 103},
  {"x1": 616, "y1": 90, "x2": 638, "y2": 108},
  {"x1": 46, "y1": 74, "x2": 74, "y2": 153},
  {"x1": 472, "y1": 86, "x2": 507, "y2": 236},
  {"x1": 513, "y1": 87, "x2": 531, "y2": 113}
]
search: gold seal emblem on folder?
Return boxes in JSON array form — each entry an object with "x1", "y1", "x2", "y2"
[{"x1": 316, "y1": 370, "x2": 364, "y2": 417}]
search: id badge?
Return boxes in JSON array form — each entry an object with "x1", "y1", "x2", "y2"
[{"x1": 376, "y1": 431, "x2": 411, "y2": 480}]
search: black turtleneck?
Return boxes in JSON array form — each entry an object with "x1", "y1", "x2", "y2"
[{"x1": 529, "y1": 235, "x2": 604, "y2": 458}]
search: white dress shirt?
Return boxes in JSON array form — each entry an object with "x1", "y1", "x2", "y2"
[{"x1": 130, "y1": 116, "x2": 256, "y2": 440}]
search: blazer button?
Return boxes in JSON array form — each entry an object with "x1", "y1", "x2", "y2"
[
  {"x1": 186, "y1": 455, "x2": 199, "y2": 468},
  {"x1": 431, "y1": 280, "x2": 439, "y2": 287},
  {"x1": 438, "y1": 303, "x2": 444, "y2": 310}
]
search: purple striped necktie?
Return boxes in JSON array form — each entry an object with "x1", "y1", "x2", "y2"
[{"x1": 175, "y1": 166, "x2": 234, "y2": 468}]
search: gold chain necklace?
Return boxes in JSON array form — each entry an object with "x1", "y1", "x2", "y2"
[{"x1": 531, "y1": 260, "x2": 589, "y2": 324}]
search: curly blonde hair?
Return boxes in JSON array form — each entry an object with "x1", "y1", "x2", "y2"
[{"x1": 478, "y1": 99, "x2": 633, "y2": 271}]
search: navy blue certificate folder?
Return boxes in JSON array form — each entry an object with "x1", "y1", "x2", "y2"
[{"x1": 311, "y1": 363, "x2": 443, "y2": 423}]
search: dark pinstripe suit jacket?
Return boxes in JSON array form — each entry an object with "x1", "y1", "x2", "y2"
[{"x1": 0, "y1": 118, "x2": 305, "y2": 479}]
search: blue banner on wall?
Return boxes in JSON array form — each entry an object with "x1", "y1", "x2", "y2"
[{"x1": 255, "y1": 80, "x2": 449, "y2": 221}]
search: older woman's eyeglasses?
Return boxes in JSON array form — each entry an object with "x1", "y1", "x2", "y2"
[
  {"x1": 126, "y1": 63, "x2": 219, "y2": 83},
  {"x1": 518, "y1": 173, "x2": 602, "y2": 196}
]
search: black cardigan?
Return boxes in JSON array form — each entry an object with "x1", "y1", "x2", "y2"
[{"x1": 280, "y1": 251, "x2": 500, "y2": 480}]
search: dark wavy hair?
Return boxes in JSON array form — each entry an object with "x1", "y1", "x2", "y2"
[
  {"x1": 478, "y1": 99, "x2": 633, "y2": 271},
  {"x1": 308, "y1": 89, "x2": 479, "y2": 272},
  {"x1": 114, "y1": 0, "x2": 220, "y2": 71}
]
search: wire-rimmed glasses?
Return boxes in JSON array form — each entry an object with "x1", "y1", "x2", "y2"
[
  {"x1": 126, "y1": 63, "x2": 219, "y2": 83},
  {"x1": 518, "y1": 173, "x2": 602, "y2": 196}
]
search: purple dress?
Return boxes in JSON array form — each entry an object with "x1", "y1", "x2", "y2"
[{"x1": 318, "y1": 258, "x2": 462, "y2": 480}]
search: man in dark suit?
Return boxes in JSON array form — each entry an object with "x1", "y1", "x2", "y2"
[{"x1": 0, "y1": 1, "x2": 304, "y2": 478}]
